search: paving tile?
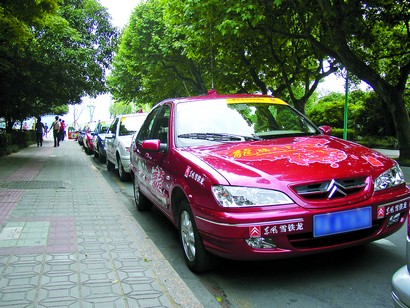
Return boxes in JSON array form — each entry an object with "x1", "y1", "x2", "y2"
[{"x1": 0, "y1": 141, "x2": 201, "y2": 307}]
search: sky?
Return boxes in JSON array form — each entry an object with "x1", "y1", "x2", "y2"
[{"x1": 64, "y1": 0, "x2": 348, "y2": 129}]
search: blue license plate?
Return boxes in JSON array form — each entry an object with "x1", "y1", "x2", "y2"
[{"x1": 314, "y1": 207, "x2": 372, "y2": 237}]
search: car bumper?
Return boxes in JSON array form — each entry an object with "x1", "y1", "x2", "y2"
[
  {"x1": 120, "y1": 155, "x2": 131, "y2": 173},
  {"x1": 194, "y1": 196, "x2": 409, "y2": 260},
  {"x1": 392, "y1": 236, "x2": 410, "y2": 308},
  {"x1": 392, "y1": 265, "x2": 410, "y2": 308}
]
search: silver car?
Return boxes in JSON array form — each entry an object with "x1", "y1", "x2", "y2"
[
  {"x1": 105, "y1": 113, "x2": 147, "y2": 181},
  {"x1": 392, "y1": 209, "x2": 410, "y2": 307}
]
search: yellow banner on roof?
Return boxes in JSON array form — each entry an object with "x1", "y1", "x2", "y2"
[{"x1": 226, "y1": 97, "x2": 288, "y2": 105}]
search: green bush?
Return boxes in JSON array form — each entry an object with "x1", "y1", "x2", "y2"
[
  {"x1": 356, "y1": 136, "x2": 398, "y2": 149},
  {"x1": 330, "y1": 128, "x2": 357, "y2": 140},
  {"x1": 0, "y1": 130, "x2": 36, "y2": 157}
]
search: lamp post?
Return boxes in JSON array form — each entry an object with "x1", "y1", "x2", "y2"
[
  {"x1": 343, "y1": 72, "x2": 349, "y2": 140},
  {"x1": 87, "y1": 104, "x2": 95, "y2": 123}
]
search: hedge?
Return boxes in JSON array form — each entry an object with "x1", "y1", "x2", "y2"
[{"x1": 0, "y1": 130, "x2": 36, "y2": 157}]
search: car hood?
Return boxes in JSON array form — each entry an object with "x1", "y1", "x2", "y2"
[{"x1": 185, "y1": 135, "x2": 394, "y2": 187}]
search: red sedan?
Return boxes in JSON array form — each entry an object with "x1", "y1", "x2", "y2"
[{"x1": 130, "y1": 91, "x2": 409, "y2": 273}]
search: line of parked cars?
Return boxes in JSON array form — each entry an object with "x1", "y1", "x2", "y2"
[
  {"x1": 76, "y1": 92, "x2": 410, "y2": 305},
  {"x1": 78, "y1": 113, "x2": 148, "y2": 181}
]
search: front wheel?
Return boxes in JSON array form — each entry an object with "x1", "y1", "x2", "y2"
[
  {"x1": 106, "y1": 155, "x2": 115, "y2": 171},
  {"x1": 117, "y1": 156, "x2": 130, "y2": 182},
  {"x1": 98, "y1": 147, "x2": 105, "y2": 163},
  {"x1": 133, "y1": 176, "x2": 152, "y2": 211},
  {"x1": 179, "y1": 200, "x2": 218, "y2": 273}
]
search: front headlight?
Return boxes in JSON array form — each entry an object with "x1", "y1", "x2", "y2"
[
  {"x1": 211, "y1": 185, "x2": 293, "y2": 208},
  {"x1": 374, "y1": 164, "x2": 406, "y2": 191}
]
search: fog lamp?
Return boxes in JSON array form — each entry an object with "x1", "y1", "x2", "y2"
[
  {"x1": 388, "y1": 213, "x2": 401, "y2": 226},
  {"x1": 245, "y1": 237, "x2": 276, "y2": 249}
]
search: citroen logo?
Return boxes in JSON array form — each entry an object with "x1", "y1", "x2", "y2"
[{"x1": 326, "y1": 179, "x2": 347, "y2": 199}]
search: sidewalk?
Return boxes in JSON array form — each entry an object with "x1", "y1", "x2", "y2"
[{"x1": 0, "y1": 138, "x2": 202, "y2": 307}]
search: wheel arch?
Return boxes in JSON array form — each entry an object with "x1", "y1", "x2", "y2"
[{"x1": 171, "y1": 187, "x2": 190, "y2": 228}]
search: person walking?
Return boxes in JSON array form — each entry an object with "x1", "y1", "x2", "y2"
[
  {"x1": 44, "y1": 123, "x2": 49, "y2": 137},
  {"x1": 60, "y1": 119, "x2": 66, "y2": 141},
  {"x1": 50, "y1": 116, "x2": 61, "y2": 147},
  {"x1": 35, "y1": 116, "x2": 45, "y2": 147}
]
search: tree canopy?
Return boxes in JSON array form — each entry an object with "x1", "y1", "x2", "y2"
[
  {"x1": 109, "y1": 0, "x2": 409, "y2": 158},
  {"x1": 0, "y1": 0, "x2": 118, "y2": 131}
]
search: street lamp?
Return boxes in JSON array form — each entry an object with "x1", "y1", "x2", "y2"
[
  {"x1": 343, "y1": 72, "x2": 349, "y2": 140},
  {"x1": 87, "y1": 104, "x2": 95, "y2": 123}
]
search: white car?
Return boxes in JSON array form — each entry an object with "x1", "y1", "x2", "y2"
[
  {"x1": 105, "y1": 113, "x2": 147, "y2": 181},
  {"x1": 392, "y1": 206, "x2": 410, "y2": 307}
]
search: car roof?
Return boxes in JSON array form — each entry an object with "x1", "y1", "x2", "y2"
[
  {"x1": 115, "y1": 113, "x2": 148, "y2": 118},
  {"x1": 157, "y1": 91, "x2": 288, "y2": 106}
]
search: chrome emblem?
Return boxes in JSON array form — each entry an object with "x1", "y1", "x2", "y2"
[{"x1": 326, "y1": 179, "x2": 347, "y2": 199}]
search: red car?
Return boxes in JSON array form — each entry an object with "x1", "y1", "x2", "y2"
[
  {"x1": 130, "y1": 91, "x2": 410, "y2": 273},
  {"x1": 83, "y1": 122, "x2": 98, "y2": 155}
]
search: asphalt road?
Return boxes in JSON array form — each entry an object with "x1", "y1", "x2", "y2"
[{"x1": 89, "y1": 150, "x2": 408, "y2": 308}]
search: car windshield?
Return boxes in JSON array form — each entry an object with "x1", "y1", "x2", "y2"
[
  {"x1": 86, "y1": 122, "x2": 98, "y2": 133},
  {"x1": 98, "y1": 121, "x2": 110, "y2": 133},
  {"x1": 175, "y1": 98, "x2": 319, "y2": 147},
  {"x1": 119, "y1": 116, "x2": 146, "y2": 136}
]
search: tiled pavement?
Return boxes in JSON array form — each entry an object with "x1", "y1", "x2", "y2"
[{"x1": 0, "y1": 138, "x2": 201, "y2": 307}]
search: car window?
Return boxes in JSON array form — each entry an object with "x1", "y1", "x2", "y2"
[
  {"x1": 96, "y1": 121, "x2": 110, "y2": 133},
  {"x1": 151, "y1": 106, "x2": 170, "y2": 144},
  {"x1": 137, "y1": 107, "x2": 162, "y2": 142},
  {"x1": 108, "y1": 118, "x2": 118, "y2": 134},
  {"x1": 119, "y1": 115, "x2": 147, "y2": 136}
]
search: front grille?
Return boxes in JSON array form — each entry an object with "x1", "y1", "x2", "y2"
[{"x1": 293, "y1": 177, "x2": 367, "y2": 200}]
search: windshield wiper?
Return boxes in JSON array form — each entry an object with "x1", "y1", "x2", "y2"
[{"x1": 178, "y1": 133, "x2": 261, "y2": 142}]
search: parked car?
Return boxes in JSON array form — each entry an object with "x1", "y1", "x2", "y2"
[
  {"x1": 77, "y1": 123, "x2": 88, "y2": 146},
  {"x1": 82, "y1": 122, "x2": 98, "y2": 155},
  {"x1": 93, "y1": 120, "x2": 111, "y2": 162},
  {"x1": 391, "y1": 207, "x2": 410, "y2": 307},
  {"x1": 129, "y1": 91, "x2": 410, "y2": 273},
  {"x1": 105, "y1": 113, "x2": 147, "y2": 181},
  {"x1": 67, "y1": 126, "x2": 78, "y2": 140}
]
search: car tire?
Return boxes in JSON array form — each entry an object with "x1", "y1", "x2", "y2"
[
  {"x1": 106, "y1": 156, "x2": 115, "y2": 171},
  {"x1": 179, "y1": 200, "x2": 218, "y2": 273},
  {"x1": 117, "y1": 156, "x2": 130, "y2": 182},
  {"x1": 98, "y1": 150, "x2": 105, "y2": 163},
  {"x1": 133, "y1": 176, "x2": 152, "y2": 211}
]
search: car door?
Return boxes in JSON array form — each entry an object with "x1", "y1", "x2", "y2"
[
  {"x1": 105, "y1": 117, "x2": 119, "y2": 163},
  {"x1": 134, "y1": 105, "x2": 172, "y2": 210}
]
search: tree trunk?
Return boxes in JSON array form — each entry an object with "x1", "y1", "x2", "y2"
[
  {"x1": 311, "y1": 0, "x2": 410, "y2": 159},
  {"x1": 381, "y1": 90, "x2": 410, "y2": 160}
]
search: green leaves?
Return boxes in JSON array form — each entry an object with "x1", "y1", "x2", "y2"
[{"x1": 0, "y1": 0, "x2": 118, "y2": 129}]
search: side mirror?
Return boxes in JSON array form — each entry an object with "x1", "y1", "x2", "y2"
[
  {"x1": 141, "y1": 139, "x2": 167, "y2": 152},
  {"x1": 105, "y1": 133, "x2": 115, "y2": 139},
  {"x1": 319, "y1": 125, "x2": 332, "y2": 135}
]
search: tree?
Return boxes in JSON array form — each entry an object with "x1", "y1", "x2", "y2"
[
  {"x1": 163, "y1": 0, "x2": 338, "y2": 113},
  {"x1": 109, "y1": 0, "x2": 336, "y2": 112},
  {"x1": 307, "y1": 90, "x2": 396, "y2": 140},
  {"x1": 269, "y1": 0, "x2": 409, "y2": 158},
  {"x1": 110, "y1": 0, "x2": 409, "y2": 159},
  {"x1": 108, "y1": 0, "x2": 207, "y2": 106},
  {"x1": 0, "y1": 0, "x2": 118, "y2": 131},
  {"x1": 0, "y1": 0, "x2": 60, "y2": 129}
]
